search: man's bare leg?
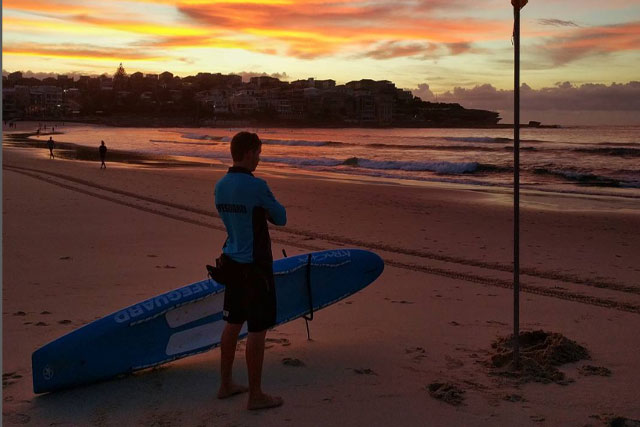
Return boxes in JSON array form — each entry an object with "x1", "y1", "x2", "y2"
[
  {"x1": 246, "y1": 329, "x2": 283, "y2": 410},
  {"x1": 217, "y1": 322, "x2": 249, "y2": 399}
]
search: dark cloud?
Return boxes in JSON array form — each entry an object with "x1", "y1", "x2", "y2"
[
  {"x1": 412, "y1": 83, "x2": 435, "y2": 101},
  {"x1": 538, "y1": 19, "x2": 579, "y2": 27},
  {"x1": 412, "y1": 81, "x2": 640, "y2": 124},
  {"x1": 2, "y1": 69, "x2": 99, "y2": 79},
  {"x1": 358, "y1": 41, "x2": 438, "y2": 60},
  {"x1": 357, "y1": 40, "x2": 478, "y2": 60},
  {"x1": 413, "y1": 81, "x2": 640, "y2": 111},
  {"x1": 446, "y1": 42, "x2": 475, "y2": 55},
  {"x1": 235, "y1": 71, "x2": 290, "y2": 82}
]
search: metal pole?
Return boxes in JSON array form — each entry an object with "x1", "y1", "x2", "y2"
[{"x1": 513, "y1": 3, "x2": 521, "y2": 369}]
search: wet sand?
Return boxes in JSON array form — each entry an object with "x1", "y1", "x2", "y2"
[{"x1": 3, "y1": 130, "x2": 640, "y2": 426}]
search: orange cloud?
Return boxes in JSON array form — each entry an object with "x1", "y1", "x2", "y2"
[
  {"x1": 176, "y1": 2, "x2": 509, "y2": 58},
  {"x1": 4, "y1": 0, "x2": 510, "y2": 60},
  {"x1": 543, "y1": 21, "x2": 640, "y2": 65},
  {"x1": 3, "y1": 43, "x2": 169, "y2": 62},
  {"x1": 3, "y1": 0, "x2": 92, "y2": 14},
  {"x1": 138, "y1": 35, "x2": 254, "y2": 50},
  {"x1": 71, "y1": 14, "x2": 213, "y2": 37}
]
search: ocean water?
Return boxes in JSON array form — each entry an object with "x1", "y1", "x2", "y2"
[{"x1": 31, "y1": 124, "x2": 640, "y2": 198}]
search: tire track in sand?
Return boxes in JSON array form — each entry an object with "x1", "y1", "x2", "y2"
[{"x1": 4, "y1": 164, "x2": 639, "y2": 314}]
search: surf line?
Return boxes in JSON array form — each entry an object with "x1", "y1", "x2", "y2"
[{"x1": 115, "y1": 282, "x2": 212, "y2": 324}]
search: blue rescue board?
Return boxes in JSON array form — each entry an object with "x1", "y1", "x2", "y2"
[{"x1": 32, "y1": 249, "x2": 384, "y2": 393}]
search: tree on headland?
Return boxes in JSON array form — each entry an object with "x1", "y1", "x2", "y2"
[
  {"x1": 113, "y1": 63, "x2": 128, "y2": 92},
  {"x1": 114, "y1": 63, "x2": 127, "y2": 80}
]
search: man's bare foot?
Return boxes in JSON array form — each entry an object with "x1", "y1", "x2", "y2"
[
  {"x1": 217, "y1": 383, "x2": 249, "y2": 399},
  {"x1": 247, "y1": 393, "x2": 284, "y2": 410}
]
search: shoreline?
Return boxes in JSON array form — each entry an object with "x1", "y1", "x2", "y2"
[
  {"x1": 4, "y1": 118, "x2": 561, "y2": 130},
  {"x1": 4, "y1": 127, "x2": 640, "y2": 212}
]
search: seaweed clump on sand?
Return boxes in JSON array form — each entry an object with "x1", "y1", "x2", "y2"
[
  {"x1": 609, "y1": 417, "x2": 640, "y2": 427},
  {"x1": 427, "y1": 382, "x2": 465, "y2": 406},
  {"x1": 488, "y1": 330, "x2": 590, "y2": 384}
]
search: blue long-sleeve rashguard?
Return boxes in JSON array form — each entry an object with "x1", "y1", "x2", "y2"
[{"x1": 215, "y1": 167, "x2": 286, "y2": 267}]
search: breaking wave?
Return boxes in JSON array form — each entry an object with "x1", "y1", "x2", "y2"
[
  {"x1": 531, "y1": 167, "x2": 640, "y2": 188},
  {"x1": 150, "y1": 139, "x2": 222, "y2": 146},
  {"x1": 180, "y1": 133, "x2": 225, "y2": 141},
  {"x1": 340, "y1": 157, "x2": 485, "y2": 174},
  {"x1": 573, "y1": 147, "x2": 640, "y2": 157},
  {"x1": 261, "y1": 138, "x2": 344, "y2": 147}
]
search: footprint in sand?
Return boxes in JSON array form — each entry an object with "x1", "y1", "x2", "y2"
[
  {"x1": 282, "y1": 358, "x2": 305, "y2": 367},
  {"x1": 503, "y1": 394, "x2": 525, "y2": 402},
  {"x1": 266, "y1": 338, "x2": 291, "y2": 347},
  {"x1": 406, "y1": 347, "x2": 427, "y2": 363},
  {"x1": 390, "y1": 300, "x2": 414, "y2": 304},
  {"x1": 579, "y1": 365, "x2": 612, "y2": 377},
  {"x1": 353, "y1": 368, "x2": 377, "y2": 375},
  {"x1": 5, "y1": 413, "x2": 31, "y2": 424},
  {"x1": 486, "y1": 320, "x2": 508, "y2": 326},
  {"x1": 59, "y1": 256, "x2": 72, "y2": 260},
  {"x1": 449, "y1": 321, "x2": 460, "y2": 326},
  {"x1": 445, "y1": 355, "x2": 464, "y2": 369},
  {"x1": 58, "y1": 320, "x2": 72, "y2": 325},
  {"x1": 3, "y1": 372, "x2": 22, "y2": 388},
  {"x1": 35, "y1": 322, "x2": 48, "y2": 326},
  {"x1": 147, "y1": 254, "x2": 158, "y2": 258},
  {"x1": 13, "y1": 311, "x2": 26, "y2": 316},
  {"x1": 40, "y1": 311, "x2": 51, "y2": 315}
]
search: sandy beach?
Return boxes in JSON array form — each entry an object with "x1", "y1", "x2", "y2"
[{"x1": 3, "y1": 128, "x2": 640, "y2": 426}]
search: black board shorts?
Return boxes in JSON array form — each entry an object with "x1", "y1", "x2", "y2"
[{"x1": 222, "y1": 260, "x2": 276, "y2": 333}]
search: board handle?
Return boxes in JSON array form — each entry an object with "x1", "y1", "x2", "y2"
[
  {"x1": 303, "y1": 254, "x2": 314, "y2": 340},
  {"x1": 282, "y1": 248, "x2": 313, "y2": 340}
]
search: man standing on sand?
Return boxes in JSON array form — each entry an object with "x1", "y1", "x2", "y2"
[
  {"x1": 99, "y1": 141, "x2": 107, "y2": 169},
  {"x1": 47, "y1": 137, "x2": 55, "y2": 159},
  {"x1": 214, "y1": 131, "x2": 286, "y2": 410}
]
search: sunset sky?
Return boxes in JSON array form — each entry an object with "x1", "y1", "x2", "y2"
[{"x1": 3, "y1": 0, "x2": 639, "y2": 124}]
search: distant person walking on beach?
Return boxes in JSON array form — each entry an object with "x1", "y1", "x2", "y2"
[
  {"x1": 212, "y1": 131, "x2": 286, "y2": 410},
  {"x1": 99, "y1": 141, "x2": 107, "y2": 169},
  {"x1": 47, "y1": 137, "x2": 55, "y2": 159}
]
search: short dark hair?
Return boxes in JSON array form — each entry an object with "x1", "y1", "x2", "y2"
[{"x1": 230, "y1": 132, "x2": 261, "y2": 161}]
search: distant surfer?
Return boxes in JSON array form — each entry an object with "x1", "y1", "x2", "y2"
[
  {"x1": 99, "y1": 140, "x2": 107, "y2": 169},
  {"x1": 47, "y1": 137, "x2": 55, "y2": 159},
  {"x1": 213, "y1": 131, "x2": 287, "y2": 410}
]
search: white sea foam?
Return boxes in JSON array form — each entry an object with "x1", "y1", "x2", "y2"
[
  {"x1": 181, "y1": 133, "x2": 214, "y2": 140},
  {"x1": 262, "y1": 138, "x2": 330, "y2": 147},
  {"x1": 353, "y1": 158, "x2": 479, "y2": 174},
  {"x1": 443, "y1": 136, "x2": 511, "y2": 143},
  {"x1": 181, "y1": 133, "x2": 225, "y2": 141},
  {"x1": 261, "y1": 156, "x2": 343, "y2": 167}
]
